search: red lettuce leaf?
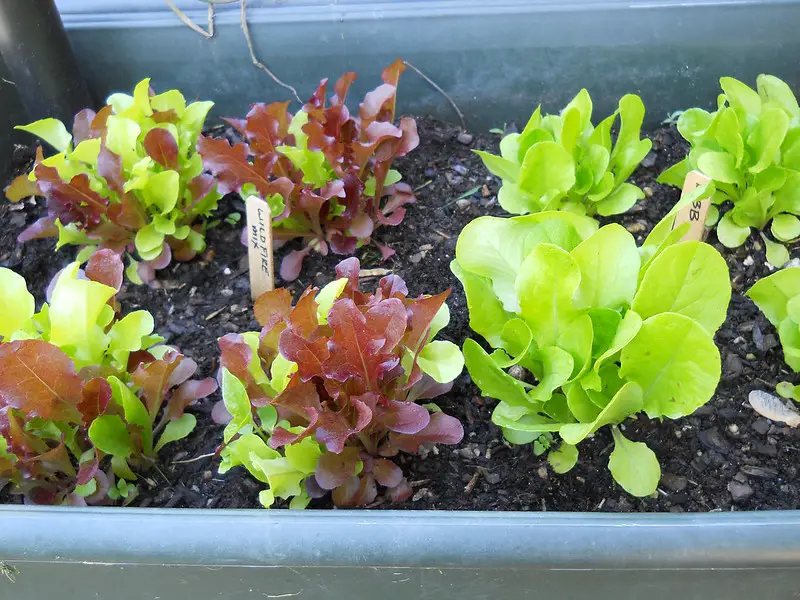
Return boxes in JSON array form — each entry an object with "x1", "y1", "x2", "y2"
[
  {"x1": 383, "y1": 412, "x2": 465, "y2": 455},
  {"x1": 0, "y1": 340, "x2": 83, "y2": 423},
  {"x1": 34, "y1": 164, "x2": 109, "y2": 227},
  {"x1": 85, "y1": 248, "x2": 124, "y2": 290},
  {"x1": 143, "y1": 128, "x2": 179, "y2": 169},
  {"x1": 323, "y1": 298, "x2": 406, "y2": 389},
  {"x1": 166, "y1": 377, "x2": 218, "y2": 421},
  {"x1": 314, "y1": 446, "x2": 361, "y2": 490},
  {"x1": 72, "y1": 109, "x2": 97, "y2": 145},
  {"x1": 131, "y1": 351, "x2": 184, "y2": 418},
  {"x1": 218, "y1": 333, "x2": 271, "y2": 407},
  {"x1": 77, "y1": 377, "x2": 112, "y2": 423},
  {"x1": 331, "y1": 473, "x2": 377, "y2": 506}
]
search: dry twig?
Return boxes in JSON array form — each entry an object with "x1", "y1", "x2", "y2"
[
  {"x1": 164, "y1": 0, "x2": 215, "y2": 38},
  {"x1": 172, "y1": 452, "x2": 217, "y2": 465},
  {"x1": 165, "y1": 0, "x2": 302, "y2": 104},
  {"x1": 403, "y1": 60, "x2": 467, "y2": 131},
  {"x1": 464, "y1": 469, "x2": 482, "y2": 494},
  {"x1": 240, "y1": 0, "x2": 303, "y2": 104}
]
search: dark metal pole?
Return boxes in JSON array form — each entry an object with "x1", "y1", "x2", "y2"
[{"x1": 0, "y1": 0, "x2": 92, "y2": 123}]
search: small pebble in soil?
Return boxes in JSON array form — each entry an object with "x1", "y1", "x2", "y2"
[
  {"x1": 752, "y1": 419, "x2": 771, "y2": 435},
  {"x1": 625, "y1": 222, "x2": 647, "y2": 234},
  {"x1": 485, "y1": 472, "x2": 501, "y2": 485},
  {"x1": 723, "y1": 353, "x2": 744, "y2": 378},
  {"x1": 457, "y1": 132, "x2": 474, "y2": 145},
  {"x1": 445, "y1": 172, "x2": 463, "y2": 185},
  {"x1": 456, "y1": 198, "x2": 472, "y2": 211},
  {"x1": 641, "y1": 151, "x2": 657, "y2": 168},
  {"x1": 753, "y1": 325, "x2": 778, "y2": 352},
  {"x1": 743, "y1": 255, "x2": 755, "y2": 266},
  {"x1": 660, "y1": 473, "x2": 688, "y2": 493},
  {"x1": 412, "y1": 488, "x2": 432, "y2": 502},
  {"x1": 728, "y1": 480, "x2": 754, "y2": 503},
  {"x1": 741, "y1": 465, "x2": 778, "y2": 478}
]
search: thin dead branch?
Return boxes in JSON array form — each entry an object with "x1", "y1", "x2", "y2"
[
  {"x1": 403, "y1": 60, "x2": 467, "y2": 131},
  {"x1": 166, "y1": 0, "x2": 302, "y2": 104},
  {"x1": 240, "y1": 0, "x2": 303, "y2": 104},
  {"x1": 164, "y1": 0, "x2": 215, "y2": 38}
]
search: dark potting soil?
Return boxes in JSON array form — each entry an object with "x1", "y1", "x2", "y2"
[{"x1": 1, "y1": 118, "x2": 798, "y2": 512}]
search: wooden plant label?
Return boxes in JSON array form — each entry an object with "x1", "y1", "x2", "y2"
[
  {"x1": 245, "y1": 195, "x2": 274, "y2": 301},
  {"x1": 748, "y1": 390, "x2": 800, "y2": 428},
  {"x1": 672, "y1": 170, "x2": 712, "y2": 242}
]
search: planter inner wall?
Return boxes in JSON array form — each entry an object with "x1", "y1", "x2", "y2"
[{"x1": 55, "y1": 0, "x2": 800, "y2": 129}]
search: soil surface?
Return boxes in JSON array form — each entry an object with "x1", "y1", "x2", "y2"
[{"x1": 1, "y1": 118, "x2": 798, "y2": 512}]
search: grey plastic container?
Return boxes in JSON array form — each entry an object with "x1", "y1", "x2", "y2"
[
  {"x1": 1, "y1": 0, "x2": 800, "y2": 598},
  {"x1": 55, "y1": 0, "x2": 800, "y2": 129},
  {"x1": 2, "y1": 506, "x2": 800, "y2": 599}
]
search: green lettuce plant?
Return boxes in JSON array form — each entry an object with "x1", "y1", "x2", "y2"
[
  {"x1": 0, "y1": 251, "x2": 216, "y2": 505},
  {"x1": 658, "y1": 74, "x2": 800, "y2": 265},
  {"x1": 476, "y1": 89, "x2": 651, "y2": 217},
  {"x1": 747, "y1": 267, "x2": 800, "y2": 401},
  {"x1": 5, "y1": 78, "x2": 221, "y2": 284},
  {"x1": 214, "y1": 258, "x2": 464, "y2": 508},
  {"x1": 451, "y1": 196, "x2": 730, "y2": 496}
]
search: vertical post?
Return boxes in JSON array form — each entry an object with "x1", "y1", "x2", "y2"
[{"x1": 0, "y1": 0, "x2": 92, "y2": 123}]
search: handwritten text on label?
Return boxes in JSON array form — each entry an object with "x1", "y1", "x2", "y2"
[{"x1": 245, "y1": 195, "x2": 274, "y2": 301}]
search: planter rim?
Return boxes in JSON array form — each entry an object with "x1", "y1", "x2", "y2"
[
  {"x1": 57, "y1": 0, "x2": 800, "y2": 28},
  {"x1": 3, "y1": 505, "x2": 800, "y2": 568}
]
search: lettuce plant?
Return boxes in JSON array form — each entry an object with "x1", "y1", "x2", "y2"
[
  {"x1": 198, "y1": 59, "x2": 419, "y2": 281},
  {"x1": 0, "y1": 251, "x2": 216, "y2": 505},
  {"x1": 6, "y1": 78, "x2": 221, "y2": 284},
  {"x1": 476, "y1": 90, "x2": 651, "y2": 217},
  {"x1": 451, "y1": 199, "x2": 730, "y2": 496},
  {"x1": 215, "y1": 258, "x2": 464, "y2": 507},
  {"x1": 659, "y1": 75, "x2": 800, "y2": 265},
  {"x1": 747, "y1": 267, "x2": 800, "y2": 401}
]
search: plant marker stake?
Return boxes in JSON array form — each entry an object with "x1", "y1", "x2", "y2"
[
  {"x1": 245, "y1": 195, "x2": 274, "y2": 301},
  {"x1": 673, "y1": 170, "x2": 712, "y2": 242}
]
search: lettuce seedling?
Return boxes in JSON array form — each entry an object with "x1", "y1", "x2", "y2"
[
  {"x1": 215, "y1": 258, "x2": 464, "y2": 507},
  {"x1": 0, "y1": 251, "x2": 216, "y2": 504},
  {"x1": 451, "y1": 200, "x2": 730, "y2": 496},
  {"x1": 476, "y1": 90, "x2": 651, "y2": 217},
  {"x1": 659, "y1": 75, "x2": 800, "y2": 265},
  {"x1": 199, "y1": 59, "x2": 419, "y2": 281},
  {"x1": 747, "y1": 267, "x2": 800, "y2": 401},
  {"x1": 6, "y1": 78, "x2": 221, "y2": 284}
]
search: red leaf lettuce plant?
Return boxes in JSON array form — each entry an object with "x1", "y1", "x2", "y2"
[
  {"x1": 215, "y1": 258, "x2": 464, "y2": 507},
  {"x1": 198, "y1": 59, "x2": 419, "y2": 281},
  {"x1": 0, "y1": 251, "x2": 216, "y2": 505},
  {"x1": 5, "y1": 78, "x2": 221, "y2": 285}
]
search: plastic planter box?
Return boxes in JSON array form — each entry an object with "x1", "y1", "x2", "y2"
[
  {"x1": 2, "y1": 1, "x2": 800, "y2": 598},
  {"x1": 2, "y1": 507, "x2": 800, "y2": 599}
]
